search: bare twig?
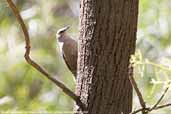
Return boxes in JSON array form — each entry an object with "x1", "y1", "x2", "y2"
[
  {"x1": 130, "y1": 75, "x2": 171, "y2": 114},
  {"x1": 129, "y1": 73, "x2": 146, "y2": 109},
  {"x1": 129, "y1": 60, "x2": 171, "y2": 114},
  {"x1": 131, "y1": 108, "x2": 143, "y2": 114},
  {"x1": 154, "y1": 103, "x2": 171, "y2": 110},
  {"x1": 150, "y1": 81, "x2": 171, "y2": 111},
  {"x1": 6, "y1": 0, "x2": 86, "y2": 110},
  {"x1": 129, "y1": 62, "x2": 147, "y2": 113},
  {"x1": 131, "y1": 103, "x2": 171, "y2": 114},
  {"x1": 129, "y1": 63, "x2": 147, "y2": 114},
  {"x1": 131, "y1": 107, "x2": 150, "y2": 114}
]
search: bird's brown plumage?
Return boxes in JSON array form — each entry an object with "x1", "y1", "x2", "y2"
[
  {"x1": 62, "y1": 38, "x2": 77, "y2": 77},
  {"x1": 56, "y1": 26, "x2": 77, "y2": 78}
]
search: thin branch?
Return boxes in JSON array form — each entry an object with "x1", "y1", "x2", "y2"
[
  {"x1": 6, "y1": 0, "x2": 86, "y2": 110},
  {"x1": 131, "y1": 103, "x2": 171, "y2": 114},
  {"x1": 130, "y1": 80, "x2": 171, "y2": 114},
  {"x1": 154, "y1": 103, "x2": 171, "y2": 110},
  {"x1": 129, "y1": 64, "x2": 147, "y2": 114},
  {"x1": 130, "y1": 108, "x2": 143, "y2": 114},
  {"x1": 130, "y1": 107, "x2": 150, "y2": 114},
  {"x1": 150, "y1": 81, "x2": 171, "y2": 111},
  {"x1": 129, "y1": 73, "x2": 146, "y2": 109}
]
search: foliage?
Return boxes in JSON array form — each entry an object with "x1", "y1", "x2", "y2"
[
  {"x1": 131, "y1": 50, "x2": 171, "y2": 113},
  {"x1": 0, "y1": 0, "x2": 78, "y2": 112},
  {"x1": 132, "y1": 1, "x2": 171, "y2": 113}
]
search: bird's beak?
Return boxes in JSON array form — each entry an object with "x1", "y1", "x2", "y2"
[
  {"x1": 64, "y1": 26, "x2": 70, "y2": 31},
  {"x1": 57, "y1": 26, "x2": 70, "y2": 35}
]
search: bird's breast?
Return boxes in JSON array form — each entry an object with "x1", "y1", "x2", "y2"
[{"x1": 58, "y1": 42, "x2": 64, "y2": 56}]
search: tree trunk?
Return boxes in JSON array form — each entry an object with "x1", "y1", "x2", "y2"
[{"x1": 76, "y1": 0, "x2": 139, "y2": 114}]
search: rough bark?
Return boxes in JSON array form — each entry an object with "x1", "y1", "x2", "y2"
[{"x1": 76, "y1": 0, "x2": 139, "y2": 114}]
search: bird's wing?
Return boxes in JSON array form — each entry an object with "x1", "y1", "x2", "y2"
[
  {"x1": 62, "y1": 52, "x2": 77, "y2": 76},
  {"x1": 62, "y1": 53, "x2": 73, "y2": 73},
  {"x1": 62, "y1": 38, "x2": 77, "y2": 77}
]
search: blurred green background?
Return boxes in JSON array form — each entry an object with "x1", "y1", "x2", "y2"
[{"x1": 0, "y1": 0, "x2": 171, "y2": 113}]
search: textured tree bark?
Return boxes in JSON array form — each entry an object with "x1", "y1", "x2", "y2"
[{"x1": 76, "y1": 0, "x2": 139, "y2": 114}]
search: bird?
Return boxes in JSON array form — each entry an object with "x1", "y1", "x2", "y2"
[{"x1": 56, "y1": 26, "x2": 77, "y2": 78}]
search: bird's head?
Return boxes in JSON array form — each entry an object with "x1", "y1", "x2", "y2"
[{"x1": 56, "y1": 26, "x2": 70, "y2": 42}]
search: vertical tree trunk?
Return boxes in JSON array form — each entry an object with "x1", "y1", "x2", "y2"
[{"x1": 76, "y1": 0, "x2": 139, "y2": 114}]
